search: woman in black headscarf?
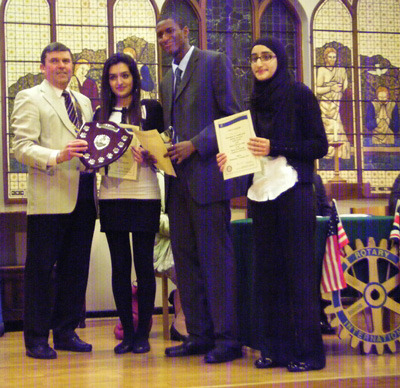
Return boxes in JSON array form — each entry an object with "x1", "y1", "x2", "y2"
[{"x1": 218, "y1": 37, "x2": 328, "y2": 372}]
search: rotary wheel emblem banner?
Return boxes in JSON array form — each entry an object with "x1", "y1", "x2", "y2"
[{"x1": 324, "y1": 237, "x2": 400, "y2": 354}]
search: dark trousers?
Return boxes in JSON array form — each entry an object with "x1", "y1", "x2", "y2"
[
  {"x1": 168, "y1": 175, "x2": 239, "y2": 346},
  {"x1": 105, "y1": 231, "x2": 156, "y2": 340},
  {"x1": 24, "y1": 176, "x2": 96, "y2": 348},
  {"x1": 249, "y1": 183, "x2": 325, "y2": 367}
]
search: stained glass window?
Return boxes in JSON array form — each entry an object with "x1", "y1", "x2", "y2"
[
  {"x1": 4, "y1": 0, "x2": 50, "y2": 200},
  {"x1": 313, "y1": 0, "x2": 355, "y2": 183},
  {"x1": 313, "y1": 0, "x2": 400, "y2": 195},
  {"x1": 206, "y1": 0, "x2": 252, "y2": 101},
  {"x1": 358, "y1": 0, "x2": 400, "y2": 194}
]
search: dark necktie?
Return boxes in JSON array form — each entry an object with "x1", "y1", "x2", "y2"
[
  {"x1": 171, "y1": 68, "x2": 182, "y2": 133},
  {"x1": 174, "y1": 67, "x2": 182, "y2": 96},
  {"x1": 62, "y1": 90, "x2": 81, "y2": 131}
]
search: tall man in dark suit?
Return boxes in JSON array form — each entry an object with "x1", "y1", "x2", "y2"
[
  {"x1": 156, "y1": 14, "x2": 246, "y2": 363},
  {"x1": 11, "y1": 42, "x2": 97, "y2": 359}
]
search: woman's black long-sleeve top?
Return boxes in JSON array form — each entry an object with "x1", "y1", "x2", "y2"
[{"x1": 253, "y1": 82, "x2": 328, "y2": 184}]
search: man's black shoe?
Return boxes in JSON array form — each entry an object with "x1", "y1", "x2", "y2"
[
  {"x1": 26, "y1": 344, "x2": 57, "y2": 359},
  {"x1": 165, "y1": 340, "x2": 213, "y2": 357},
  {"x1": 54, "y1": 332, "x2": 92, "y2": 352},
  {"x1": 204, "y1": 344, "x2": 242, "y2": 364}
]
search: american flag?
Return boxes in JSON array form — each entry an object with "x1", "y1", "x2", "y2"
[
  {"x1": 320, "y1": 199, "x2": 348, "y2": 293},
  {"x1": 389, "y1": 199, "x2": 400, "y2": 244}
]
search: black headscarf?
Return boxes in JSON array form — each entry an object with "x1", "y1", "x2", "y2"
[{"x1": 250, "y1": 37, "x2": 295, "y2": 140}]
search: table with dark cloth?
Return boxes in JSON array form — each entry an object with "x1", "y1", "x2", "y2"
[{"x1": 231, "y1": 216, "x2": 394, "y2": 349}]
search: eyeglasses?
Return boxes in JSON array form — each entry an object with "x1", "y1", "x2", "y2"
[{"x1": 250, "y1": 53, "x2": 276, "y2": 64}]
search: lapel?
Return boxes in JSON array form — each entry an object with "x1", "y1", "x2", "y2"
[
  {"x1": 174, "y1": 47, "x2": 200, "y2": 101},
  {"x1": 40, "y1": 79, "x2": 78, "y2": 137},
  {"x1": 72, "y1": 89, "x2": 91, "y2": 122},
  {"x1": 164, "y1": 70, "x2": 174, "y2": 119}
]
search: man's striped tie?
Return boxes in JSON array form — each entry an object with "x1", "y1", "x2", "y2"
[{"x1": 62, "y1": 90, "x2": 80, "y2": 131}]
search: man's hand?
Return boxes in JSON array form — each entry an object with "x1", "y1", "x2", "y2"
[
  {"x1": 57, "y1": 139, "x2": 88, "y2": 163},
  {"x1": 164, "y1": 141, "x2": 196, "y2": 164}
]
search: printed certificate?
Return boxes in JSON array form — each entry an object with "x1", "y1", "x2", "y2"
[
  {"x1": 215, "y1": 110, "x2": 261, "y2": 180},
  {"x1": 121, "y1": 125, "x2": 176, "y2": 177}
]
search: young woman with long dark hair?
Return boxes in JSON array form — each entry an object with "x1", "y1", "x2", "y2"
[{"x1": 96, "y1": 53, "x2": 162, "y2": 354}]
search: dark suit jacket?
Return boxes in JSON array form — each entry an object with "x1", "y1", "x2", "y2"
[{"x1": 160, "y1": 47, "x2": 247, "y2": 205}]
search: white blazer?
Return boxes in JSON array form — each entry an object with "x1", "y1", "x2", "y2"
[{"x1": 12, "y1": 79, "x2": 94, "y2": 215}]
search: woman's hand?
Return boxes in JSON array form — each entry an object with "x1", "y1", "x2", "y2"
[
  {"x1": 248, "y1": 137, "x2": 270, "y2": 156},
  {"x1": 216, "y1": 153, "x2": 227, "y2": 172},
  {"x1": 132, "y1": 146, "x2": 157, "y2": 170}
]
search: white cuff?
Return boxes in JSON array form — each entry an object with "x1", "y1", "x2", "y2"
[{"x1": 48, "y1": 150, "x2": 60, "y2": 166}]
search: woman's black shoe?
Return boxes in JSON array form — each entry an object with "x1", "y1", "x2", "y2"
[
  {"x1": 287, "y1": 361, "x2": 324, "y2": 372},
  {"x1": 170, "y1": 324, "x2": 188, "y2": 342},
  {"x1": 254, "y1": 357, "x2": 279, "y2": 369}
]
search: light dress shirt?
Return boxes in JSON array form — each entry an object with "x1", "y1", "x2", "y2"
[
  {"x1": 247, "y1": 155, "x2": 298, "y2": 202},
  {"x1": 172, "y1": 45, "x2": 195, "y2": 83}
]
